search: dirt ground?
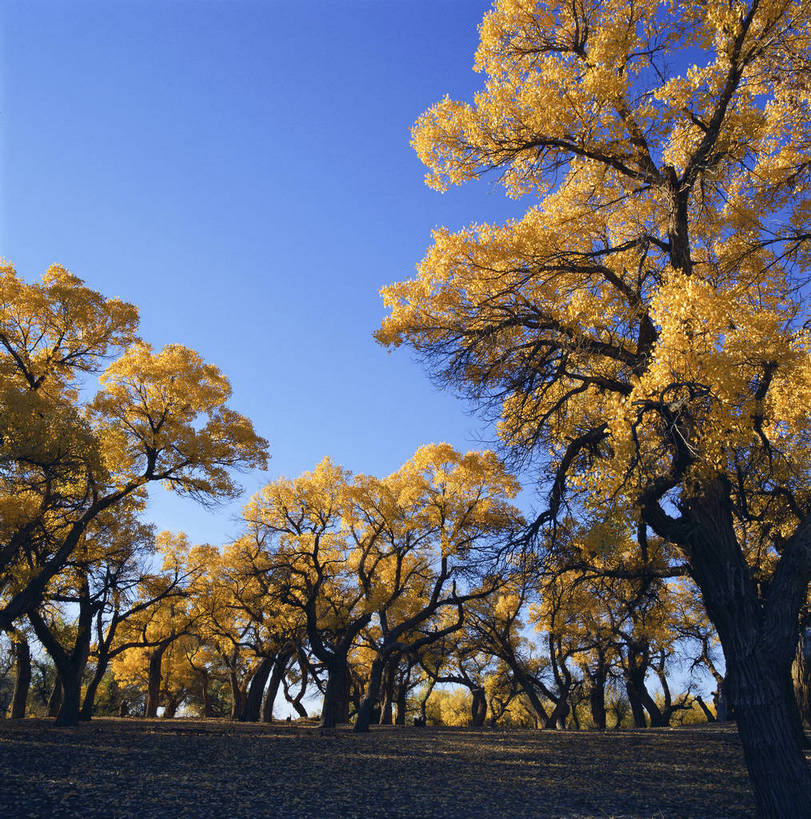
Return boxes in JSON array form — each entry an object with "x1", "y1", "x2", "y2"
[{"x1": 0, "y1": 719, "x2": 758, "y2": 818}]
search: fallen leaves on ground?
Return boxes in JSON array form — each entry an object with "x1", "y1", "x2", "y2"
[{"x1": 0, "y1": 719, "x2": 756, "y2": 817}]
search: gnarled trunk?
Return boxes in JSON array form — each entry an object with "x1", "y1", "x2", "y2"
[
  {"x1": 378, "y1": 659, "x2": 396, "y2": 726},
  {"x1": 229, "y1": 669, "x2": 246, "y2": 720}
]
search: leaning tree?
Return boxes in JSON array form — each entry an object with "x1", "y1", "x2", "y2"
[{"x1": 377, "y1": 1, "x2": 811, "y2": 813}]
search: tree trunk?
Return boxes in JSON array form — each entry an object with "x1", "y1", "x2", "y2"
[
  {"x1": 355, "y1": 656, "x2": 385, "y2": 733},
  {"x1": 81, "y1": 656, "x2": 109, "y2": 721},
  {"x1": 56, "y1": 667, "x2": 84, "y2": 727},
  {"x1": 715, "y1": 676, "x2": 733, "y2": 722},
  {"x1": 589, "y1": 678, "x2": 607, "y2": 730},
  {"x1": 145, "y1": 645, "x2": 167, "y2": 719},
  {"x1": 47, "y1": 678, "x2": 63, "y2": 717},
  {"x1": 471, "y1": 687, "x2": 487, "y2": 727},
  {"x1": 163, "y1": 695, "x2": 181, "y2": 718},
  {"x1": 727, "y1": 650, "x2": 811, "y2": 816},
  {"x1": 625, "y1": 679, "x2": 647, "y2": 728},
  {"x1": 792, "y1": 608, "x2": 811, "y2": 727},
  {"x1": 544, "y1": 696, "x2": 569, "y2": 730},
  {"x1": 695, "y1": 695, "x2": 716, "y2": 722},
  {"x1": 320, "y1": 654, "x2": 350, "y2": 730},
  {"x1": 378, "y1": 660, "x2": 395, "y2": 726},
  {"x1": 648, "y1": 480, "x2": 811, "y2": 816},
  {"x1": 262, "y1": 650, "x2": 293, "y2": 723},
  {"x1": 241, "y1": 657, "x2": 273, "y2": 722},
  {"x1": 229, "y1": 670, "x2": 246, "y2": 721},
  {"x1": 199, "y1": 670, "x2": 213, "y2": 718},
  {"x1": 514, "y1": 672, "x2": 549, "y2": 728},
  {"x1": 588, "y1": 658, "x2": 607, "y2": 730},
  {"x1": 8, "y1": 636, "x2": 31, "y2": 719},
  {"x1": 395, "y1": 676, "x2": 408, "y2": 725}
]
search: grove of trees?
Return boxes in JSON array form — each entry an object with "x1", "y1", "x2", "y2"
[{"x1": 2, "y1": 1, "x2": 810, "y2": 817}]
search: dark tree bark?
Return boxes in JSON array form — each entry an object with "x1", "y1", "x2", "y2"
[
  {"x1": 355, "y1": 656, "x2": 385, "y2": 733},
  {"x1": 695, "y1": 695, "x2": 716, "y2": 722},
  {"x1": 28, "y1": 599, "x2": 93, "y2": 727},
  {"x1": 793, "y1": 608, "x2": 811, "y2": 727},
  {"x1": 229, "y1": 669, "x2": 247, "y2": 721},
  {"x1": 585, "y1": 650, "x2": 608, "y2": 730},
  {"x1": 589, "y1": 676, "x2": 607, "y2": 730},
  {"x1": 145, "y1": 644, "x2": 168, "y2": 719},
  {"x1": 378, "y1": 658, "x2": 396, "y2": 726},
  {"x1": 241, "y1": 657, "x2": 273, "y2": 722},
  {"x1": 321, "y1": 654, "x2": 351, "y2": 730},
  {"x1": 263, "y1": 649, "x2": 296, "y2": 722},
  {"x1": 8, "y1": 635, "x2": 31, "y2": 719},
  {"x1": 645, "y1": 479, "x2": 811, "y2": 816},
  {"x1": 471, "y1": 687, "x2": 487, "y2": 726},
  {"x1": 394, "y1": 666, "x2": 411, "y2": 726},
  {"x1": 625, "y1": 680, "x2": 647, "y2": 728}
]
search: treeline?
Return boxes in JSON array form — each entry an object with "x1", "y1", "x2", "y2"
[{"x1": 0, "y1": 265, "x2": 803, "y2": 737}]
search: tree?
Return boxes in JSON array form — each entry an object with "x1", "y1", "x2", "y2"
[
  {"x1": 376, "y1": 2, "x2": 811, "y2": 812},
  {"x1": 349, "y1": 444, "x2": 522, "y2": 732},
  {"x1": 240, "y1": 458, "x2": 373, "y2": 730},
  {"x1": 0, "y1": 265, "x2": 268, "y2": 639}
]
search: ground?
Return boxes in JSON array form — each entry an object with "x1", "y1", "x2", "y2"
[{"x1": 0, "y1": 719, "x2": 759, "y2": 817}]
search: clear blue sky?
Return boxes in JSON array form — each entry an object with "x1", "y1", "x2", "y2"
[{"x1": 1, "y1": 0, "x2": 534, "y2": 546}]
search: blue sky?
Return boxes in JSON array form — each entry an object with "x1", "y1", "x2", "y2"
[{"x1": 1, "y1": 0, "x2": 534, "y2": 546}]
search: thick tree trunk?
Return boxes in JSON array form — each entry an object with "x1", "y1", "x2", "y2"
[
  {"x1": 379, "y1": 661, "x2": 395, "y2": 726},
  {"x1": 625, "y1": 680, "x2": 647, "y2": 728},
  {"x1": 56, "y1": 667, "x2": 84, "y2": 727},
  {"x1": 589, "y1": 677, "x2": 607, "y2": 730},
  {"x1": 355, "y1": 656, "x2": 385, "y2": 733},
  {"x1": 8, "y1": 636, "x2": 31, "y2": 719},
  {"x1": 145, "y1": 646, "x2": 167, "y2": 719},
  {"x1": 715, "y1": 677, "x2": 733, "y2": 722},
  {"x1": 395, "y1": 677, "x2": 408, "y2": 725},
  {"x1": 471, "y1": 687, "x2": 487, "y2": 727},
  {"x1": 198, "y1": 670, "x2": 213, "y2": 718},
  {"x1": 648, "y1": 480, "x2": 811, "y2": 816},
  {"x1": 514, "y1": 673, "x2": 549, "y2": 728},
  {"x1": 28, "y1": 606, "x2": 91, "y2": 728},
  {"x1": 229, "y1": 670, "x2": 246, "y2": 721},
  {"x1": 544, "y1": 696, "x2": 569, "y2": 730},
  {"x1": 728, "y1": 651, "x2": 811, "y2": 816},
  {"x1": 241, "y1": 657, "x2": 273, "y2": 722},
  {"x1": 321, "y1": 654, "x2": 350, "y2": 730},
  {"x1": 163, "y1": 696, "x2": 181, "y2": 718}
]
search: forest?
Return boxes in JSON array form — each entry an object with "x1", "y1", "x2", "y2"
[{"x1": 2, "y1": 0, "x2": 811, "y2": 817}]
